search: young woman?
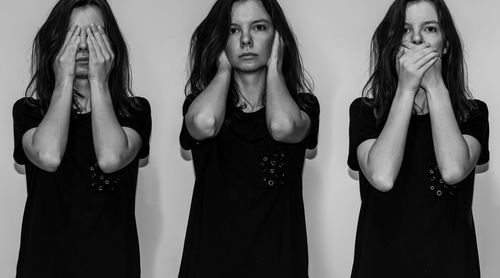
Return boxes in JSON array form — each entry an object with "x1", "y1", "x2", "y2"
[
  {"x1": 348, "y1": 0, "x2": 489, "y2": 277},
  {"x1": 12, "y1": 0, "x2": 151, "y2": 277},
  {"x1": 179, "y1": 0, "x2": 319, "y2": 276}
]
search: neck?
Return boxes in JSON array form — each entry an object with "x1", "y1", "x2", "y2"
[
  {"x1": 233, "y1": 68, "x2": 267, "y2": 111},
  {"x1": 413, "y1": 88, "x2": 429, "y2": 115},
  {"x1": 73, "y1": 78, "x2": 91, "y2": 113}
]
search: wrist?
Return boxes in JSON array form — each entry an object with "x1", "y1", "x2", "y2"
[
  {"x1": 423, "y1": 82, "x2": 446, "y2": 94},
  {"x1": 55, "y1": 77, "x2": 75, "y2": 88},
  {"x1": 396, "y1": 85, "x2": 417, "y2": 98}
]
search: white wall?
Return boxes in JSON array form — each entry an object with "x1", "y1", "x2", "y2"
[{"x1": 0, "y1": 1, "x2": 498, "y2": 277}]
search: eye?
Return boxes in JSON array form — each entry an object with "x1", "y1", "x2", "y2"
[
  {"x1": 254, "y1": 24, "x2": 266, "y2": 31},
  {"x1": 425, "y1": 26, "x2": 438, "y2": 32},
  {"x1": 230, "y1": 27, "x2": 240, "y2": 34},
  {"x1": 403, "y1": 27, "x2": 411, "y2": 34}
]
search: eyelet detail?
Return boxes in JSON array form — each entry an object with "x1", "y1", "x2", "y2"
[
  {"x1": 428, "y1": 164, "x2": 457, "y2": 198},
  {"x1": 89, "y1": 162, "x2": 121, "y2": 193},
  {"x1": 260, "y1": 145, "x2": 286, "y2": 188}
]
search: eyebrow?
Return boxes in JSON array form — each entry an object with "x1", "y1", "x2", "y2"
[
  {"x1": 231, "y1": 19, "x2": 272, "y2": 25},
  {"x1": 405, "y1": 20, "x2": 439, "y2": 25}
]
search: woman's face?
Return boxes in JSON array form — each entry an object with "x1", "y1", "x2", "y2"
[
  {"x1": 402, "y1": 1, "x2": 445, "y2": 55},
  {"x1": 225, "y1": 0, "x2": 275, "y2": 73},
  {"x1": 68, "y1": 6, "x2": 106, "y2": 79}
]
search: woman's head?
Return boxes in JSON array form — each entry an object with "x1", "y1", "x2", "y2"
[
  {"x1": 364, "y1": 0, "x2": 474, "y2": 125},
  {"x1": 186, "y1": 0, "x2": 312, "y2": 112},
  {"x1": 26, "y1": 0, "x2": 136, "y2": 117},
  {"x1": 225, "y1": 0, "x2": 275, "y2": 73}
]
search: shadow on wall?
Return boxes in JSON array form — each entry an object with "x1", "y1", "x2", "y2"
[
  {"x1": 135, "y1": 162, "x2": 163, "y2": 278},
  {"x1": 473, "y1": 163, "x2": 499, "y2": 278}
]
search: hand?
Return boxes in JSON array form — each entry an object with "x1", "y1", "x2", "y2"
[
  {"x1": 267, "y1": 31, "x2": 283, "y2": 72},
  {"x1": 396, "y1": 42, "x2": 439, "y2": 94},
  {"x1": 53, "y1": 25, "x2": 81, "y2": 84},
  {"x1": 86, "y1": 24, "x2": 114, "y2": 84},
  {"x1": 217, "y1": 50, "x2": 232, "y2": 73},
  {"x1": 420, "y1": 53, "x2": 443, "y2": 92}
]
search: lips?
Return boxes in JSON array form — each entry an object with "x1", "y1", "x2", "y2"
[
  {"x1": 239, "y1": 53, "x2": 257, "y2": 58},
  {"x1": 76, "y1": 57, "x2": 89, "y2": 62}
]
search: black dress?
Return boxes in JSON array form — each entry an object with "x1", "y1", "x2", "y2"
[
  {"x1": 12, "y1": 97, "x2": 151, "y2": 278},
  {"x1": 348, "y1": 97, "x2": 489, "y2": 278},
  {"x1": 179, "y1": 94, "x2": 319, "y2": 278}
]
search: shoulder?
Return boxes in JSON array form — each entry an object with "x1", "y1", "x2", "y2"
[
  {"x1": 349, "y1": 97, "x2": 373, "y2": 115},
  {"x1": 466, "y1": 98, "x2": 488, "y2": 120},
  {"x1": 13, "y1": 97, "x2": 40, "y2": 118},
  {"x1": 129, "y1": 96, "x2": 150, "y2": 109},
  {"x1": 296, "y1": 93, "x2": 319, "y2": 113},
  {"x1": 127, "y1": 96, "x2": 151, "y2": 115}
]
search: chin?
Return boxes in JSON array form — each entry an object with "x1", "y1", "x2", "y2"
[{"x1": 234, "y1": 63, "x2": 267, "y2": 73}]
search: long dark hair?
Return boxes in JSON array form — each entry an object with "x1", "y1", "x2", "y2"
[
  {"x1": 25, "y1": 0, "x2": 138, "y2": 117},
  {"x1": 186, "y1": 0, "x2": 313, "y2": 118},
  {"x1": 363, "y1": 0, "x2": 475, "y2": 126}
]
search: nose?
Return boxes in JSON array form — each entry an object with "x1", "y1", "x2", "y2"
[
  {"x1": 240, "y1": 30, "x2": 253, "y2": 48},
  {"x1": 412, "y1": 31, "x2": 423, "y2": 45},
  {"x1": 78, "y1": 29, "x2": 88, "y2": 52}
]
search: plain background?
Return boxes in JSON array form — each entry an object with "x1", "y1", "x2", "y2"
[{"x1": 0, "y1": 0, "x2": 498, "y2": 277}]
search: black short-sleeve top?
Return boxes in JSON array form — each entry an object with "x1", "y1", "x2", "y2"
[
  {"x1": 347, "y1": 97, "x2": 489, "y2": 278},
  {"x1": 12, "y1": 97, "x2": 151, "y2": 278},
  {"x1": 179, "y1": 93, "x2": 319, "y2": 278}
]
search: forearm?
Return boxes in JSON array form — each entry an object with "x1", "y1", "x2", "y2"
[
  {"x1": 185, "y1": 69, "x2": 231, "y2": 139},
  {"x1": 362, "y1": 89, "x2": 414, "y2": 190},
  {"x1": 90, "y1": 83, "x2": 131, "y2": 173},
  {"x1": 265, "y1": 66, "x2": 310, "y2": 143},
  {"x1": 29, "y1": 79, "x2": 73, "y2": 168},
  {"x1": 427, "y1": 85, "x2": 474, "y2": 184}
]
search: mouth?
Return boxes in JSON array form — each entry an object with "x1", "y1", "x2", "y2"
[
  {"x1": 239, "y1": 53, "x2": 258, "y2": 59},
  {"x1": 76, "y1": 57, "x2": 89, "y2": 63}
]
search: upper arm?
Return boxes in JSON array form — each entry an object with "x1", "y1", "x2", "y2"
[
  {"x1": 21, "y1": 128, "x2": 37, "y2": 164},
  {"x1": 356, "y1": 138, "x2": 376, "y2": 178},
  {"x1": 123, "y1": 127, "x2": 143, "y2": 160},
  {"x1": 463, "y1": 134, "x2": 482, "y2": 169}
]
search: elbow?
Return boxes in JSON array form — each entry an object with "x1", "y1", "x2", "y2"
[
  {"x1": 369, "y1": 173, "x2": 395, "y2": 192},
  {"x1": 190, "y1": 114, "x2": 218, "y2": 139},
  {"x1": 37, "y1": 152, "x2": 62, "y2": 172},
  {"x1": 440, "y1": 167, "x2": 468, "y2": 185},
  {"x1": 269, "y1": 119, "x2": 295, "y2": 142},
  {"x1": 97, "y1": 154, "x2": 123, "y2": 174}
]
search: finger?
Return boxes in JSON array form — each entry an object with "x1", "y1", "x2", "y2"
[
  {"x1": 68, "y1": 35, "x2": 81, "y2": 58},
  {"x1": 417, "y1": 56, "x2": 439, "y2": 74},
  {"x1": 87, "y1": 27, "x2": 104, "y2": 59},
  {"x1": 402, "y1": 41, "x2": 418, "y2": 49},
  {"x1": 396, "y1": 46, "x2": 405, "y2": 60},
  {"x1": 271, "y1": 31, "x2": 280, "y2": 56},
  {"x1": 87, "y1": 34, "x2": 97, "y2": 61},
  {"x1": 91, "y1": 24, "x2": 109, "y2": 58},
  {"x1": 407, "y1": 46, "x2": 438, "y2": 64},
  {"x1": 416, "y1": 51, "x2": 439, "y2": 70},
  {"x1": 61, "y1": 26, "x2": 81, "y2": 59},
  {"x1": 98, "y1": 25, "x2": 114, "y2": 57},
  {"x1": 57, "y1": 25, "x2": 78, "y2": 58}
]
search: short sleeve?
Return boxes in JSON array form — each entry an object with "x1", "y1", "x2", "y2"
[
  {"x1": 297, "y1": 93, "x2": 320, "y2": 150},
  {"x1": 179, "y1": 94, "x2": 200, "y2": 150},
  {"x1": 460, "y1": 100, "x2": 489, "y2": 165},
  {"x1": 13, "y1": 98, "x2": 43, "y2": 165},
  {"x1": 348, "y1": 98, "x2": 379, "y2": 171},
  {"x1": 120, "y1": 97, "x2": 152, "y2": 159}
]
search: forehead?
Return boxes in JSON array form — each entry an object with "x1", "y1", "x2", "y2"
[
  {"x1": 69, "y1": 6, "x2": 104, "y2": 26},
  {"x1": 405, "y1": 1, "x2": 439, "y2": 24},
  {"x1": 231, "y1": 0, "x2": 271, "y2": 24}
]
